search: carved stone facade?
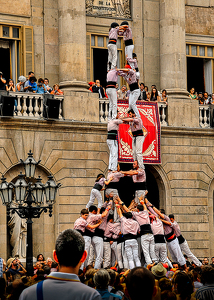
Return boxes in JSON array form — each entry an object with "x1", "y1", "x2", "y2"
[{"x1": 86, "y1": 0, "x2": 131, "y2": 18}]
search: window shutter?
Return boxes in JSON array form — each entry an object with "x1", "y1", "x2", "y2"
[
  {"x1": 23, "y1": 26, "x2": 34, "y2": 77},
  {"x1": 86, "y1": 33, "x2": 91, "y2": 82}
]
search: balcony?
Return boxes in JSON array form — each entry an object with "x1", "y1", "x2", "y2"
[{"x1": 3, "y1": 92, "x2": 64, "y2": 119}]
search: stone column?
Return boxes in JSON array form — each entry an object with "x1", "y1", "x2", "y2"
[
  {"x1": 160, "y1": 0, "x2": 199, "y2": 127},
  {"x1": 58, "y1": 0, "x2": 99, "y2": 122}
]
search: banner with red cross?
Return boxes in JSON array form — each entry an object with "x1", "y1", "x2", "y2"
[{"x1": 117, "y1": 100, "x2": 161, "y2": 164}]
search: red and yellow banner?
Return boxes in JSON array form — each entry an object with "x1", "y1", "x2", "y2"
[{"x1": 117, "y1": 100, "x2": 161, "y2": 164}]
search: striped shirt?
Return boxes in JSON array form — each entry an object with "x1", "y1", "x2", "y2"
[
  {"x1": 73, "y1": 217, "x2": 88, "y2": 233},
  {"x1": 151, "y1": 218, "x2": 165, "y2": 236},
  {"x1": 104, "y1": 222, "x2": 121, "y2": 239},
  {"x1": 107, "y1": 69, "x2": 119, "y2": 83},
  {"x1": 107, "y1": 171, "x2": 124, "y2": 182},
  {"x1": 107, "y1": 119, "x2": 123, "y2": 131},
  {"x1": 109, "y1": 27, "x2": 119, "y2": 41},
  {"x1": 132, "y1": 210, "x2": 150, "y2": 226},
  {"x1": 120, "y1": 216, "x2": 140, "y2": 235},
  {"x1": 87, "y1": 213, "x2": 102, "y2": 233},
  {"x1": 163, "y1": 215, "x2": 173, "y2": 235},
  {"x1": 0, "y1": 258, "x2": 3, "y2": 278},
  {"x1": 119, "y1": 69, "x2": 137, "y2": 85},
  {"x1": 127, "y1": 57, "x2": 138, "y2": 70},
  {"x1": 119, "y1": 26, "x2": 132, "y2": 41},
  {"x1": 129, "y1": 117, "x2": 143, "y2": 133},
  {"x1": 95, "y1": 177, "x2": 106, "y2": 187},
  {"x1": 171, "y1": 221, "x2": 182, "y2": 237},
  {"x1": 195, "y1": 284, "x2": 214, "y2": 300},
  {"x1": 132, "y1": 168, "x2": 146, "y2": 183}
]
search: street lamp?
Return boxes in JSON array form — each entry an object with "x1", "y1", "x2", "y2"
[{"x1": 0, "y1": 150, "x2": 61, "y2": 276}]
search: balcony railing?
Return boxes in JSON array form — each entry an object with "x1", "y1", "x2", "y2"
[
  {"x1": 99, "y1": 99, "x2": 168, "y2": 126},
  {"x1": 199, "y1": 105, "x2": 213, "y2": 128},
  {"x1": 6, "y1": 92, "x2": 64, "y2": 119}
]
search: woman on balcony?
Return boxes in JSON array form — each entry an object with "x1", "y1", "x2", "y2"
[
  {"x1": 16, "y1": 76, "x2": 26, "y2": 92},
  {"x1": 150, "y1": 87, "x2": 160, "y2": 102},
  {"x1": 6, "y1": 79, "x2": 16, "y2": 92},
  {"x1": 51, "y1": 84, "x2": 63, "y2": 95},
  {"x1": 188, "y1": 87, "x2": 197, "y2": 100}
]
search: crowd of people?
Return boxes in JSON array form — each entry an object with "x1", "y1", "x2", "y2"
[
  {"x1": 0, "y1": 229, "x2": 214, "y2": 300},
  {"x1": 189, "y1": 88, "x2": 214, "y2": 105},
  {"x1": 0, "y1": 71, "x2": 63, "y2": 95}
]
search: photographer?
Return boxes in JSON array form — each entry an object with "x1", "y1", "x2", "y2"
[
  {"x1": 50, "y1": 84, "x2": 63, "y2": 95},
  {"x1": 25, "y1": 76, "x2": 37, "y2": 93},
  {"x1": 7, "y1": 258, "x2": 27, "y2": 276},
  {"x1": 0, "y1": 71, "x2": 6, "y2": 90},
  {"x1": 37, "y1": 78, "x2": 47, "y2": 94},
  {"x1": 24, "y1": 71, "x2": 35, "y2": 92}
]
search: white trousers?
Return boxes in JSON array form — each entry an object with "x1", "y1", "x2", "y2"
[
  {"x1": 132, "y1": 135, "x2": 145, "y2": 169},
  {"x1": 103, "y1": 241, "x2": 111, "y2": 268},
  {"x1": 129, "y1": 89, "x2": 140, "y2": 118},
  {"x1": 106, "y1": 88, "x2": 117, "y2": 121},
  {"x1": 108, "y1": 43, "x2": 117, "y2": 70},
  {"x1": 86, "y1": 188, "x2": 103, "y2": 209},
  {"x1": 167, "y1": 238, "x2": 186, "y2": 266},
  {"x1": 180, "y1": 240, "x2": 202, "y2": 266},
  {"x1": 107, "y1": 139, "x2": 118, "y2": 171},
  {"x1": 117, "y1": 242, "x2": 129, "y2": 270},
  {"x1": 135, "y1": 190, "x2": 146, "y2": 204},
  {"x1": 111, "y1": 241, "x2": 117, "y2": 267},
  {"x1": 125, "y1": 45, "x2": 134, "y2": 69},
  {"x1": 125, "y1": 239, "x2": 141, "y2": 269},
  {"x1": 91, "y1": 236, "x2": 104, "y2": 269},
  {"x1": 81, "y1": 236, "x2": 92, "y2": 269},
  {"x1": 155, "y1": 243, "x2": 168, "y2": 263},
  {"x1": 141, "y1": 234, "x2": 158, "y2": 266},
  {"x1": 88, "y1": 244, "x2": 95, "y2": 266}
]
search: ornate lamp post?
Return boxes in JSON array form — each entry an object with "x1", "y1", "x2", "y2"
[{"x1": 0, "y1": 150, "x2": 61, "y2": 276}]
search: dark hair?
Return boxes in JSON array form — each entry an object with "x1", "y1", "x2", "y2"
[
  {"x1": 100, "y1": 207, "x2": 106, "y2": 214},
  {"x1": 38, "y1": 78, "x2": 44, "y2": 83},
  {"x1": 96, "y1": 174, "x2": 105, "y2": 182},
  {"x1": 37, "y1": 254, "x2": 45, "y2": 261},
  {"x1": 55, "y1": 229, "x2": 85, "y2": 267},
  {"x1": 44, "y1": 78, "x2": 49, "y2": 82},
  {"x1": 89, "y1": 205, "x2": 97, "y2": 213},
  {"x1": 128, "y1": 109, "x2": 135, "y2": 115},
  {"x1": 168, "y1": 214, "x2": 174, "y2": 219},
  {"x1": 162, "y1": 89, "x2": 167, "y2": 94},
  {"x1": 151, "y1": 87, "x2": 158, "y2": 100},
  {"x1": 133, "y1": 53, "x2": 137, "y2": 59},
  {"x1": 173, "y1": 272, "x2": 193, "y2": 300},
  {"x1": 159, "y1": 277, "x2": 172, "y2": 292},
  {"x1": 160, "y1": 209, "x2": 165, "y2": 214},
  {"x1": 28, "y1": 71, "x2": 34, "y2": 75},
  {"x1": 120, "y1": 21, "x2": 129, "y2": 26},
  {"x1": 30, "y1": 76, "x2": 37, "y2": 82},
  {"x1": 137, "y1": 204, "x2": 144, "y2": 211},
  {"x1": 140, "y1": 83, "x2": 145, "y2": 87},
  {"x1": 126, "y1": 267, "x2": 155, "y2": 300},
  {"x1": 81, "y1": 208, "x2": 88, "y2": 215},
  {"x1": 201, "y1": 266, "x2": 214, "y2": 284},
  {"x1": 161, "y1": 291, "x2": 176, "y2": 300},
  {"x1": 111, "y1": 22, "x2": 119, "y2": 28},
  {"x1": 43, "y1": 266, "x2": 51, "y2": 275},
  {"x1": 123, "y1": 212, "x2": 133, "y2": 219},
  {"x1": 51, "y1": 261, "x2": 58, "y2": 268}
]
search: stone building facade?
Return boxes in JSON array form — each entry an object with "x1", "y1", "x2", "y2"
[{"x1": 0, "y1": 0, "x2": 214, "y2": 261}]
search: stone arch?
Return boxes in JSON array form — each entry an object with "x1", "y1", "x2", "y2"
[
  {"x1": 0, "y1": 163, "x2": 58, "y2": 260},
  {"x1": 147, "y1": 164, "x2": 172, "y2": 213},
  {"x1": 208, "y1": 177, "x2": 214, "y2": 257}
]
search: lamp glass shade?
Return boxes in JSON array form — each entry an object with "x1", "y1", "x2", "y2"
[
  {"x1": 14, "y1": 173, "x2": 28, "y2": 203},
  {"x1": 33, "y1": 177, "x2": 44, "y2": 205},
  {"x1": 44, "y1": 176, "x2": 57, "y2": 204},
  {"x1": 0, "y1": 177, "x2": 13, "y2": 205},
  {"x1": 23, "y1": 151, "x2": 38, "y2": 178}
]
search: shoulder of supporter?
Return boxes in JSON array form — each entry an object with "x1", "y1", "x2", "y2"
[{"x1": 164, "y1": 215, "x2": 171, "y2": 223}]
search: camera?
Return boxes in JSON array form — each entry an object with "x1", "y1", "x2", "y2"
[{"x1": 28, "y1": 86, "x2": 33, "y2": 92}]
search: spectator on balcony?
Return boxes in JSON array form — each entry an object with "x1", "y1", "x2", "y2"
[
  {"x1": 16, "y1": 76, "x2": 26, "y2": 92},
  {"x1": 145, "y1": 91, "x2": 150, "y2": 101},
  {"x1": 198, "y1": 92, "x2": 204, "y2": 105},
  {"x1": 0, "y1": 71, "x2": 6, "y2": 90},
  {"x1": 204, "y1": 92, "x2": 209, "y2": 105},
  {"x1": 25, "y1": 76, "x2": 37, "y2": 93},
  {"x1": 88, "y1": 82, "x2": 95, "y2": 92},
  {"x1": 210, "y1": 93, "x2": 214, "y2": 104},
  {"x1": 150, "y1": 87, "x2": 160, "y2": 102},
  {"x1": 51, "y1": 84, "x2": 63, "y2": 95},
  {"x1": 160, "y1": 89, "x2": 168, "y2": 102},
  {"x1": 24, "y1": 71, "x2": 35, "y2": 91},
  {"x1": 44, "y1": 78, "x2": 53, "y2": 93},
  {"x1": 188, "y1": 87, "x2": 197, "y2": 100},
  {"x1": 144, "y1": 86, "x2": 148, "y2": 92},
  {"x1": 117, "y1": 85, "x2": 128, "y2": 100},
  {"x1": 116, "y1": 83, "x2": 119, "y2": 91},
  {"x1": 92, "y1": 79, "x2": 105, "y2": 98},
  {"x1": 37, "y1": 78, "x2": 47, "y2": 94},
  {"x1": 138, "y1": 83, "x2": 146, "y2": 100},
  {"x1": 6, "y1": 79, "x2": 15, "y2": 92}
]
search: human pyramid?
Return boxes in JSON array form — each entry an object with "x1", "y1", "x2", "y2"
[{"x1": 74, "y1": 22, "x2": 202, "y2": 271}]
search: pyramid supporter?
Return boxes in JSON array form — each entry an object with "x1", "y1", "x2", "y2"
[{"x1": 107, "y1": 22, "x2": 120, "y2": 71}]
